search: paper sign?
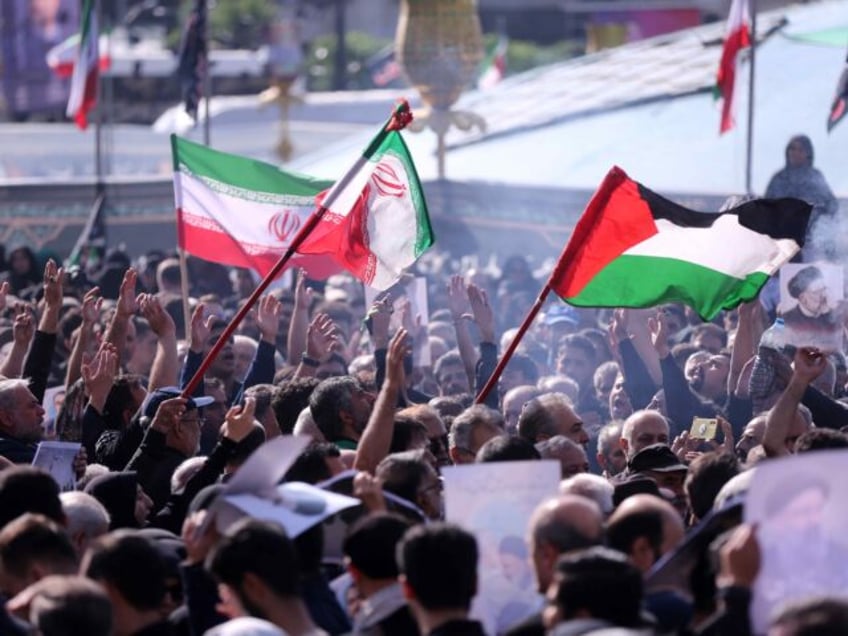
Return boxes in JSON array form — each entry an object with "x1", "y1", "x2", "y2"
[
  {"x1": 41, "y1": 386, "x2": 66, "y2": 439},
  {"x1": 32, "y1": 441, "x2": 80, "y2": 492},
  {"x1": 209, "y1": 435, "x2": 361, "y2": 537},
  {"x1": 777, "y1": 262, "x2": 843, "y2": 351},
  {"x1": 443, "y1": 460, "x2": 561, "y2": 635},
  {"x1": 365, "y1": 275, "x2": 431, "y2": 367},
  {"x1": 745, "y1": 450, "x2": 848, "y2": 634}
]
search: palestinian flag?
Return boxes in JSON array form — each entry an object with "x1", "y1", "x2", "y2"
[
  {"x1": 297, "y1": 128, "x2": 434, "y2": 290},
  {"x1": 66, "y1": 0, "x2": 100, "y2": 129},
  {"x1": 716, "y1": 0, "x2": 751, "y2": 134},
  {"x1": 827, "y1": 48, "x2": 848, "y2": 133},
  {"x1": 550, "y1": 167, "x2": 811, "y2": 320},
  {"x1": 171, "y1": 135, "x2": 340, "y2": 279}
]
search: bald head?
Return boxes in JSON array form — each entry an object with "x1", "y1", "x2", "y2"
[
  {"x1": 528, "y1": 495, "x2": 604, "y2": 593},
  {"x1": 502, "y1": 385, "x2": 541, "y2": 434},
  {"x1": 620, "y1": 410, "x2": 670, "y2": 458},
  {"x1": 607, "y1": 494, "x2": 684, "y2": 573}
]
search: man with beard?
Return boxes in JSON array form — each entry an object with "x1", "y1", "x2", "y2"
[{"x1": 309, "y1": 376, "x2": 375, "y2": 450}]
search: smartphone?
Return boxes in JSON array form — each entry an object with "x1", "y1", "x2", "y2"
[{"x1": 690, "y1": 417, "x2": 718, "y2": 441}]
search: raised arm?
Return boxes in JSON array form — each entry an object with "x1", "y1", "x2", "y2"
[
  {"x1": 65, "y1": 286, "x2": 102, "y2": 390},
  {"x1": 728, "y1": 301, "x2": 764, "y2": 396},
  {"x1": 0, "y1": 304, "x2": 34, "y2": 380},
  {"x1": 180, "y1": 303, "x2": 214, "y2": 397},
  {"x1": 354, "y1": 328, "x2": 409, "y2": 473},
  {"x1": 292, "y1": 312, "x2": 339, "y2": 379},
  {"x1": 469, "y1": 283, "x2": 497, "y2": 407},
  {"x1": 286, "y1": 269, "x2": 312, "y2": 366},
  {"x1": 103, "y1": 268, "x2": 140, "y2": 367},
  {"x1": 140, "y1": 294, "x2": 178, "y2": 391},
  {"x1": 763, "y1": 347, "x2": 826, "y2": 457},
  {"x1": 447, "y1": 275, "x2": 477, "y2": 391},
  {"x1": 23, "y1": 260, "x2": 63, "y2": 402}
]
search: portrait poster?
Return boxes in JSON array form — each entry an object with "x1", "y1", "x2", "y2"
[
  {"x1": 443, "y1": 460, "x2": 560, "y2": 635},
  {"x1": 365, "y1": 275, "x2": 430, "y2": 366},
  {"x1": 777, "y1": 262, "x2": 843, "y2": 351},
  {"x1": 32, "y1": 441, "x2": 80, "y2": 492},
  {"x1": 744, "y1": 450, "x2": 848, "y2": 634},
  {"x1": 41, "y1": 385, "x2": 66, "y2": 439}
]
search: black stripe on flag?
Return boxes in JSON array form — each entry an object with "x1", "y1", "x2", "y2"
[{"x1": 636, "y1": 184, "x2": 811, "y2": 244}]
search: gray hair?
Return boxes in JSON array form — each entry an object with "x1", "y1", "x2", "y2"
[
  {"x1": 559, "y1": 473, "x2": 614, "y2": 517},
  {"x1": 621, "y1": 410, "x2": 669, "y2": 446},
  {"x1": 598, "y1": 421, "x2": 623, "y2": 456},
  {"x1": 60, "y1": 492, "x2": 110, "y2": 540},
  {"x1": 536, "y1": 435, "x2": 583, "y2": 459},
  {"x1": 0, "y1": 378, "x2": 30, "y2": 411},
  {"x1": 75, "y1": 464, "x2": 110, "y2": 491},
  {"x1": 448, "y1": 404, "x2": 504, "y2": 451}
]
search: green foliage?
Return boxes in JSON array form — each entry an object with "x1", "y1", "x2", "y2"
[
  {"x1": 208, "y1": 0, "x2": 276, "y2": 49},
  {"x1": 481, "y1": 33, "x2": 582, "y2": 77}
]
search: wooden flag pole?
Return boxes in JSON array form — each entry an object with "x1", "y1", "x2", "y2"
[{"x1": 180, "y1": 100, "x2": 413, "y2": 398}]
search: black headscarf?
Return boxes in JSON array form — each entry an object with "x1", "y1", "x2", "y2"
[{"x1": 84, "y1": 471, "x2": 140, "y2": 530}]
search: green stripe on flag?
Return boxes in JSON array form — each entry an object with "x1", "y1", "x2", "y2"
[
  {"x1": 171, "y1": 135, "x2": 332, "y2": 197},
  {"x1": 565, "y1": 254, "x2": 770, "y2": 320},
  {"x1": 371, "y1": 132, "x2": 434, "y2": 256}
]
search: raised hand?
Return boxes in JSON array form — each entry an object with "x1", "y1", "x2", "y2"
[
  {"x1": 467, "y1": 283, "x2": 494, "y2": 342},
  {"x1": 149, "y1": 397, "x2": 187, "y2": 434},
  {"x1": 718, "y1": 524, "x2": 760, "y2": 588},
  {"x1": 190, "y1": 303, "x2": 215, "y2": 353},
  {"x1": 447, "y1": 275, "x2": 470, "y2": 321},
  {"x1": 115, "y1": 268, "x2": 140, "y2": 318},
  {"x1": 385, "y1": 327, "x2": 411, "y2": 389},
  {"x1": 293, "y1": 268, "x2": 313, "y2": 313},
  {"x1": 792, "y1": 346, "x2": 828, "y2": 386},
  {"x1": 139, "y1": 293, "x2": 176, "y2": 338},
  {"x1": 80, "y1": 286, "x2": 103, "y2": 328},
  {"x1": 0, "y1": 281, "x2": 10, "y2": 313},
  {"x1": 42, "y1": 259, "x2": 64, "y2": 309},
  {"x1": 221, "y1": 397, "x2": 257, "y2": 443},
  {"x1": 353, "y1": 471, "x2": 387, "y2": 513},
  {"x1": 648, "y1": 309, "x2": 671, "y2": 359},
  {"x1": 81, "y1": 345, "x2": 119, "y2": 411},
  {"x1": 256, "y1": 294, "x2": 282, "y2": 344},
  {"x1": 11, "y1": 304, "x2": 34, "y2": 348},
  {"x1": 306, "y1": 312, "x2": 340, "y2": 360},
  {"x1": 368, "y1": 295, "x2": 392, "y2": 349}
]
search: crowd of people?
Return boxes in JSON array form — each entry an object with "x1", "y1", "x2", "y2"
[{"x1": 0, "y1": 136, "x2": 843, "y2": 636}]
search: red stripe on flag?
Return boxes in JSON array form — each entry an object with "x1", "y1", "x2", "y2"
[
  {"x1": 549, "y1": 167, "x2": 658, "y2": 299},
  {"x1": 73, "y1": 67, "x2": 98, "y2": 129},
  {"x1": 178, "y1": 210, "x2": 342, "y2": 280}
]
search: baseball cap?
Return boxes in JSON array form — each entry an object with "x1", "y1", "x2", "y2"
[
  {"x1": 628, "y1": 444, "x2": 688, "y2": 474},
  {"x1": 142, "y1": 386, "x2": 214, "y2": 419},
  {"x1": 542, "y1": 304, "x2": 579, "y2": 327}
]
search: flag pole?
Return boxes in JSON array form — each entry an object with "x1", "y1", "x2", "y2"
[
  {"x1": 475, "y1": 283, "x2": 553, "y2": 405},
  {"x1": 94, "y1": 0, "x2": 104, "y2": 191},
  {"x1": 744, "y1": 0, "x2": 757, "y2": 194},
  {"x1": 180, "y1": 100, "x2": 413, "y2": 397},
  {"x1": 202, "y1": 0, "x2": 211, "y2": 146},
  {"x1": 179, "y1": 249, "x2": 193, "y2": 342}
]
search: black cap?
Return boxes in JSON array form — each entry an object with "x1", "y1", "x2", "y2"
[
  {"x1": 612, "y1": 474, "x2": 662, "y2": 507},
  {"x1": 628, "y1": 444, "x2": 688, "y2": 474}
]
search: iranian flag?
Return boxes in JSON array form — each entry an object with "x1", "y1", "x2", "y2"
[
  {"x1": 172, "y1": 135, "x2": 340, "y2": 279},
  {"x1": 715, "y1": 0, "x2": 751, "y2": 134},
  {"x1": 297, "y1": 128, "x2": 434, "y2": 290},
  {"x1": 478, "y1": 35, "x2": 508, "y2": 90},
  {"x1": 172, "y1": 126, "x2": 433, "y2": 288},
  {"x1": 550, "y1": 167, "x2": 811, "y2": 320},
  {"x1": 66, "y1": 0, "x2": 100, "y2": 129},
  {"x1": 46, "y1": 33, "x2": 110, "y2": 79}
]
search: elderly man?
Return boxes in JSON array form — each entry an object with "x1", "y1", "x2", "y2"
[
  {"x1": 0, "y1": 379, "x2": 47, "y2": 463},
  {"x1": 517, "y1": 393, "x2": 589, "y2": 449},
  {"x1": 309, "y1": 376, "x2": 376, "y2": 450},
  {"x1": 619, "y1": 410, "x2": 670, "y2": 460},
  {"x1": 448, "y1": 405, "x2": 504, "y2": 465},
  {"x1": 505, "y1": 495, "x2": 604, "y2": 636},
  {"x1": 536, "y1": 436, "x2": 589, "y2": 479}
]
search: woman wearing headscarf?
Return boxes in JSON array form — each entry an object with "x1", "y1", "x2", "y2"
[
  {"x1": 84, "y1": 471, "x2": 153, "y2": 530},
  {"x1": 766, "y1": 135, "x2": 839, "y2": 262},
  {"x1": 0, "y1": 246, "x2": 41, "y2": 295}
]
